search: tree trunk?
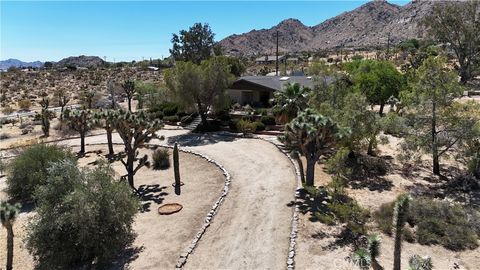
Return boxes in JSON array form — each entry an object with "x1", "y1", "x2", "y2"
[
  {"x1": 295, "y1": 156, "x2": 305, "y2": 184},
  {"x1": 379, "y1": 103, "x2": 385, "y2": 116},
  {"x1": 393, "y1": 224, "x2": 402, "y2": 270},
  {"x1": 305, "y1": 157, "x2": 316, "y2": 186},
  {"x1": 367, "y1": 136, "x2": 376, "y2": 156},
  {"x1": 127, "y1": 98, "x2": 132, "y2": 112},
  {"x1": 372, "y1": 259, "x2": 383, "y2": 270},
  {"x1": 106, "y1": 129, "x2": 114, "y2": 156},
  {"x1": 80, "y1": 133, "x2": 85, "y2": 154},
  {"x1": 126, "y1": 153, "x2": 135, "y2": 189},
  {"x1": 197, "y1": 100, "x2": 207, "y2": 126},
  {"x1": 6, "y1": 222, "x2": 14, "y2": 270},
  {"x1": 431, "y1": 101, "x2": 440, "y2": 175}
]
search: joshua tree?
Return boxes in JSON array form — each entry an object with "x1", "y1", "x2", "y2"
[
  {"x1": 39, "y1": 97, "x2": 50, "y2": 137},
  {"x1": 173, "y1": 143, "x2": 181, "y2": 195},
  {"x1": 393, "y1": 194, "x2": 411, "y2": 270},
  {"x1": 1, "y1": 202, "x2": 21, "y2": 270},
  {"x1": 279, "y1": 109, "x2": 347, "y2": 186},
  {"x1": 272, "y1": 82, "x2": 310, "y2": 123},
  {"x1": 54, "y1": 87, "x2": 70, "y2": 122},
  {"x1": 81, "y1": 90, "x2": 96, "y2": 109},
  {"x1": 95, "y1": 109, "x2": 116, "y2": 156},
  {"x1": 112, "y1": 110, "x2": 163, "y2": 190},
  {"x1": 63, "y1": 109, "x2": 95, "y2": 154},
  {"x1": 121, "y1": 80, "x2": 136, "y2": 112},
  {"x1": 408, "y1": 255, "x2": 433, "y2": 270}
]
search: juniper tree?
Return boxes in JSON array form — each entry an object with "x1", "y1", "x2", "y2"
[
  {"x1": 279, "y1": 109, "x2": 348, "y2": 186},
  {"x1": 111, "y1": 110, "x2": 163, "y2": 190},
  {"x1": 170, "y1": 22, "x2": 215, "y2": 64},
  {"x1": 121, "y1": 80, "x2": 136, "y2": 112},
  {"x1": 1, "y1": 202, "x2": 21, "y2": 270},
  {"x1": 63, "y1": 109, "x2": 96, "y2": 154}
]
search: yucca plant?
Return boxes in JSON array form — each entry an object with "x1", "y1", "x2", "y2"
[
  {"x1": 408, "y1": 255, "x2": 433, "y2": 270},
  {"x1": 393, "y1": 194, "x2": 411, "y2": 270},
  {"x1": 348, "y1": 234, "x2": 383, "y2": 270}
]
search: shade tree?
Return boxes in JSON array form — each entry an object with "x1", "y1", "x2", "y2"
[{"x1": 170, "y1": 22, "x2": 215, "y2": 64}]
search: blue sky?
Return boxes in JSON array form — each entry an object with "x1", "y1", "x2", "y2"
[{"x1": 1, "y1": 1, "x2": 409, "y2": 62}]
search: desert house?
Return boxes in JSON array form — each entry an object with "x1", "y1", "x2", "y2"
[
  {"x1": 227, "y1": 75, "x2": 316, "y2": 107},
  {"x1": 255, "y1": 55, "x2": 286, "y2": 64}
]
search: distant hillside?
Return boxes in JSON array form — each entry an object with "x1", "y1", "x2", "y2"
[
  {"x1": 219, "y1": 0, "x2": 437, "y2": 56},
  {"x1": 55, "y1": 55, "x2": 105, "y2": 68},
  {"x1": 0, "y1": 58, "x2": 43, "y2": 70}
]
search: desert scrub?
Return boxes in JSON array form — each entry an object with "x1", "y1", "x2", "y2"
[
  {"x1": 26, "y1": 160, "x2": 138, "y2": 269},
  {"x1": 374, "y1": 197, "x2": 479, "y2": 250},
  {"x1": 7, "y1": 144, "x2": 75, "y2": 202},
  {"x1": 152, "y1": 148, "x2": 170, "y2": 170}
]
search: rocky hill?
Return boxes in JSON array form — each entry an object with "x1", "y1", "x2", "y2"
[
  {"x1": 0, "y1": 59, "x2": 43, "y2": 70},
  {"x1": 219, "y1": 0, "x2": 437, "y2": 56},
  {"x1": 55, "y1": 55, "x2": 105, "y2": 68}
]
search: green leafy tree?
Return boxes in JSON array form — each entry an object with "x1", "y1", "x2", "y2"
[
  {"x1": 26, "y1": 160, "x2": 138, "y2": 269},
  {"x1": 401, "y1": 56, "x2": 463, "y2": 175},
  {"x1": 63, "y1": 109, "x2": 96, "y2": 154},
  {"x1": 6, "y1": 144, "x2": 75, "y2": 202},
  {"x1": 1, "y1": 202, "x2": 21, "y2": 270},
  {"x1": 170, "y1": 22, "x2": 215, "y2": 64},
  {"x1": 347, "y1": 60, "x2": 405, "y2": 116},
  {"x1": 272, "y1": 82, "x2": 310, "y2": 124},
  {"x1": 279, "y1": 109, "x2": 348, "y2": 186},
  {"x1": 393, "y1": 194, "x2": 411, "y2": 270},
  {"x1": 423, "y1": 1, "x2": 480, "y2": 83},
  {"x1": 165, "y1": 57, "x2": 233, "y2": 126},
  {"x1": 111, "y1": 110, "x2": 163, "y2": 191},
  {"x1": 121, "y1": 80, "x2": 136, "y2": 112}
]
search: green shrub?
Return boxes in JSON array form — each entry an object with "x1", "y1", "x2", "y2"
[
  {"x1": 236, "y1": 119, "x2": 257, "y2": 133},
  {"x1": 315, "y1": 212, "x2": 336, "y2": 225},
  {"x1": 374, "y1": 198, "x2": 480, "y2": 251},
  {"x1": 254, "y1": 121, "x2": 265, "y2": 131},
  {"x1": 148, "y1": 102, "x2": 178, "y2": 116},
  {"x1": 26, "y1": 160, "x2": 138, "y2": 269},
  {"x1": 180, "y1": 115, "x2": 193, "y2": 125},
  {"x1": 152, "y1": 149, "x2": 170, "y2": 170},
  {"x1": 228, "y1": 118, "x2": 240, "y2": 131},
  {"x1": 260, "y1": 115, "x2": 276, "y2": 126},
  {"x1": 380, "y1": 112, "x2": 406, "y2": 136},
  {"x1": 7, "y1": 144, "x2": 75, "y2": 202}
]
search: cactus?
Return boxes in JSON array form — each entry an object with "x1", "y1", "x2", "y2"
[{"x1": 173, "y1": 143, "x2": 181, "y2": 195}]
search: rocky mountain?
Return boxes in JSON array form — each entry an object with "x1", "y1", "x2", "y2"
[
  {"x1": 0, "y1": 58, "x2": 43, "y2": 70},
  {"x1": 55, "y1": 55, "x2": 105, "y2": 68},
  {"x1": 219, "y1": 0, "x2": 437, "y2": 56}
]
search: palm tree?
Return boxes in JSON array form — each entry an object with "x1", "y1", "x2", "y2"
[
  {"x1": 272, "y1": 82, "x2": 310, "y2": 124},
  {"x1": 393, "y1": 194, "x2": 411, "y2": 270},
  {"x1": 408, "y1": 255, "x2": 433, "y2": 270},
  {"x1": 1, "y1": 202, "x2": 21, "y2": 270}
]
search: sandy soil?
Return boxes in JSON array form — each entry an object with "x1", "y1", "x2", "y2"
[
  {"x1": 174, "y1": 136, "x2": 297, "y2": 270},
  {"x1": 0, "y1": 143, "x2": 225, "y2": 270},
  {"x1": 295, "y1": 134, "x2": 480, "y2": 270}
]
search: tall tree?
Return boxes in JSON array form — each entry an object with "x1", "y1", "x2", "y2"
[
  {"x1": 121, "y1": 80, "x2": 136, "y2": 112},
  {"x1": 272, "y1": 82, "x2": 310, "y2": 124},
  {"x1": 53, "y1": 87, "x2": 70, "y2": 122},
  {"x1": 39, "y1": 97, "x2": 50, "y2": 137},
  {"x1": 111, "y1": 110, "x2": 163, "y2": 190},
  {"x1": 346, "y1": 60, "x2": 405, "y2": 116},
  {"x1": 63, "y1": 109, "x2": 96, "y2": 154},
  {"x1": 1, "y1": 202, "x2": 21, "y2": 270},
  {"x1": 279, "y1": 109, "x2": 347, "y2": 186},
  {"x1": 170, "y1": 22, "x2": 215, "y2": 64},
  {"x1": 165, "y1": 57, "x2": 233, "y2": 126},
  {"x1": 401, "y1": 56, "x2": 463, "y2": 175},
  {"x1": 95, "y1": 109, "x2": 116, "y2": 156},
  {"x1": 424, "y1": 1, "x2": 480, "y2": 83}
]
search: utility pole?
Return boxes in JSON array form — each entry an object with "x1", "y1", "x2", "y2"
[
  {"x1": 276, "y1": 30, "x2": 279, "y2": 76},
  {"x1": 386, "y1": 32, "x2": 391, "y2": 60}
]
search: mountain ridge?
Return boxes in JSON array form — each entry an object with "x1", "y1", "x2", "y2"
[{"x1": 219, "y1": 0, "x2": 436, "y2": 56}]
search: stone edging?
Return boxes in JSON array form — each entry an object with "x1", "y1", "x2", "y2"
[
  {"x1": 157, "y1": 144, "x2": 231, "y2": 270},
  {"x1": 253, "y1": 136, "x2": 302, "y2": 270},
  {"x1": 78, "y1": 141, "x2": 231, "y2": 269}
]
